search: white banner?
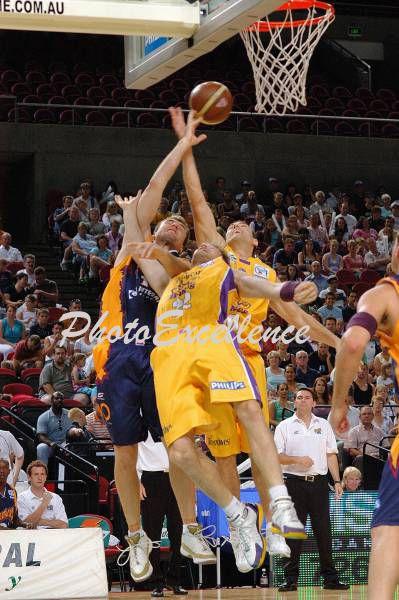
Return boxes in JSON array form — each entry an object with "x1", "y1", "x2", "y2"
[{"x1": 0, "y1": 529, "x2": 107, "y2": 599}]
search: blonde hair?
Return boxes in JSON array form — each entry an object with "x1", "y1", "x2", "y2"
[
  {"x1": 71, "y1": 353, "x2": 86, "y2": 366},
  {"x1": 342, "y1": 466, "x2": 362, "y2": 488},
  {"x1": 68, "y1": 407, "x2": 86, "y2": 425}
]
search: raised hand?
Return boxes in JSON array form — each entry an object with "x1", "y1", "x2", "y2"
[
  {"x1": 169, "y1": 106, "x2": 186, "y2": 140},
  {"x1": 114, "y1": 191, "x2": 142, "y2": 212},
  {"x1": 329, "y1": 405, "x2": 350, "y2": 436},
  {"x1": 126, "y1": 241, "x2": 162, "y2": 260},
  {"x1": 293, "y1": 281, "x2": 318, "y2": 305},
  {"x1": 169, "y1": 107, "x2": 207, "y2": 147}
]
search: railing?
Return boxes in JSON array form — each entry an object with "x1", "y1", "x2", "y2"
[{"x1": 3, "y1": 97, "x2": 399, "y2": 137}]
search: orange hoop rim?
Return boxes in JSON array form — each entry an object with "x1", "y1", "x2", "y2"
[{"x1": 247, "y1": 0, "x2": 334, "y2": 32}]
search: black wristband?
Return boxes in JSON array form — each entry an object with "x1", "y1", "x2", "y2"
[{"x1": 280, "y1": 281, "x2": 299, "y2": 302}]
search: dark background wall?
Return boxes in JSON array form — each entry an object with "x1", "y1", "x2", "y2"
[{"x1": 0, "y1": 123, "x2": 398, "y2": 242}]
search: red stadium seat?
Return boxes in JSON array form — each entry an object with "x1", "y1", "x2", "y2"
[
  {"x1": 169, "y1": 78, "x2": 189, "y2": 92},
  {"x1": 0, "y1": 368, "x2": 19, "y2": 390},
  {"x1": 332, "y1": 86, "x2": 352, "y2": 100},
  {"x1": 376, "y1": 88, "x2": 396, "y2": 104},
  {"x1": 63, "y1": 399, "x2": 87, "y2": 408},
  {"x1": 20, "y1": 368, "x2": 41, "y2": 393},
  {"x1": 360, "y1": 270, "x2": 381, "y2": 285},
  {"x1": 74, "y1": 72, "x2": 96, "y2": 92},
  {"x1": 7, "y1": 107, "x2": 31, "y2": 123},
  {"x1": 111, "y1": 112, "x2": 130, "y2": 127},
  {"x1": 3, "y1": 383, "x2": 34, "y2": 396},
  {"x1": 159, "y1": 90, "x2": 179, "y2": 105},
  {"x1": 238, "y1": 117, "x2": 260, "y2": 132},
  {"x1": 334, "y1": 121, "x2": 357, "y2": 136},
  {"x1": 306, "y1": 96, "x2": 322, "y2": 112},
  {"x1": 49, "y1": 61, "x2": 68, "y2": 74},
  {"x1": 36, "y1": 83, "x2": 56, "y2": 101},
  {"x1": 62, "y1": 84, "x2": 81, "y2": 103},
  {"x1": 325, "y1": 97, "x2": 345, "y2": 112},
  {"x1": 356, "y1": 87, "x2": 374, "y2": 102},
  {"x1": 310, "y1": 84, "x2": 330, "y2": 99},
  {"x1": 10, "y1": 82, "x2": 31, "y2": 99},
  {"x1": 34, "y1": 109, "x2": 57, "y2": 124},
  {"x1": 286, "y1": 119, "x2": 308, "y2": 134},
  {"x1": 369, "y1": 99, "x2": 389, "y2": 115},
  {"x1": 48, "y1": 307, "x2": 65, "y2": 323},
  {"x1": 13, "y1": 397, "x2": 47, "y2": 427},
  {"x1": 112, "y1": 87, "x2": 131, "y2": 103},
  {"x1": 1, "y1": 69, "x2": 22, "y2": 90},
  {"x1": 265, "y1": 117, "x2": 284, "y2": 133},
  {"x1": 50, "y1": 71, "x2": 71, "y2": 94},
  {"x1": 99, "y1": 98, "x2": 118, "y2": 107},
  {"x1": 25, "y1": 70, "x2": 46, "y2": 86},
  {"x1": 352, "y1": 282, "x2": 371, "y2": 297},
  {"x1": 86, "y1": 86, "x2": 107, "y2": 104},
  {"x1": 59, "y1": 109, "x2": 81, "y2": 125},
  {"x1": 241, "y1": 81, "x2": 256, "y2": 96},
  {"x1": 336, "y1": 269, "x2": 357, "y2": 285},
  {"x1": 381, "y1": 123, "x2": 399, "y2": 138},
  {"x1": 6, "y1": 261, "x2": 24, "y2": 274},
  {"x1": 136, "y1": 112, "x2": 159, "y2": 128},
  {"x1": 85, "y1": 111, "x2": 108, "y2": 126}
]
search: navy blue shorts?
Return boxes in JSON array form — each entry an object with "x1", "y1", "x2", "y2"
[
  {"x1": 97, "y1": 344, "x2": 162, "y2": 446},
  {"x1": 371, "y1": 457, "x2": 399, "y2": 528}
]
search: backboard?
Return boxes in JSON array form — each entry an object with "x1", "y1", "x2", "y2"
[
  {"x1": 125, "y1": 0, "x2": 284, "y2": 89},
  {"x1": 0, "y1": 0, "x2": 200, "y2": 37}
]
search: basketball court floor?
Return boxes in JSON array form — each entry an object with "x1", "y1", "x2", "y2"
[{"x1": 109, "y1": 586, "x2": 371, "y2": 599}]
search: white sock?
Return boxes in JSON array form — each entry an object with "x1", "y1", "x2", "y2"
[
  {"x1": 223, "y1": 497, "x2": 245, "y2": 521},
  {"x1": 269, "y1": 485, "x2": 289, "y2": 502},
  {"x1": 183, "y1": 523, "x2": 198, "y2": 533},
  {"x1": 128, "y1": 528, "x2": 143, "y2": 537}
]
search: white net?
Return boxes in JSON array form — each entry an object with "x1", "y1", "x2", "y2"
[{"x1": 240, "y1": 1, "x2": 335, "y2": 114}]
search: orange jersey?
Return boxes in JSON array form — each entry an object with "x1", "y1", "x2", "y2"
[
  {"x1": 224, "y1": 245, "x2": 277, "y2": 354},
  {"x1": 376, "y1": 274, "x2": 399, "y2": 467}
]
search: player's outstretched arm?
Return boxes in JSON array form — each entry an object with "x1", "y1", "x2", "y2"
[
  {"x1": 170, "y1": 107, "x2": 225, "y2": 250},
  {"x1": 127, "y1": 242, "x2": 190, "y2": 278},
  {"x1": 136, "y1": 111, "x2": 207, "y2": 232},
  {"x1": 330, "y1": 284, "x2": 394, "y2": 433},
  {"x1": 234, "y1": 271, "x2": 318, "y2": 305},
  {"x1": 270, "y1": 298, "x2": 341, "y2": 350}
]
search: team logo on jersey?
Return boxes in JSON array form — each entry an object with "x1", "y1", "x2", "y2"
[
  {"x1": 210, "y1": 381, "x2": 245, "y2": 390},
  {"x1": 128, "y1": 289, "x2": 138, "y2": 298},
  {"x1": 254, "y1": 264, "x2": 269, "y2": 279}
]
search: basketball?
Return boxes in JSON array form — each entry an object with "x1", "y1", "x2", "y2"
[{"x1": 189, "y1": 81, "x2": 233, "y2": 125}]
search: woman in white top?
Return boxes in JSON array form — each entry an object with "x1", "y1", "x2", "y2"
[
  {"x1": 373, "y1": 346, "x2": 392, "y2": 376},
  {"x1": 265, "y1": 351, "x2": 286, "y2": 399},
  {"x1": 102, "y1": 200, "x2": 123, "y2": 230},
  {"x1": 16, "y1": 294, "x2": 37, "y2": 331},
  {"x1": 371, "y1": 395, "x2": 393, "y2": 436},
  {"x1": 43, "y1": 322, "x2": 74, "y2": 361},
  {"x1": 74, "y1": 328, "x2": 96, "y2": 356}
]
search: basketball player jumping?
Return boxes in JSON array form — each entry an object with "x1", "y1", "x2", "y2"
[
  {"x1": 93, "y1": 121, "x2": 216, "y2": 584},
  {"x1": 168, "y1": 107, "x2": 341, "y2": 561},
  {"x1": 330, "y1": 235, "x2": 399, "y2": 600}
]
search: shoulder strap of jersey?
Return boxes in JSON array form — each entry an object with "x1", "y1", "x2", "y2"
[{"x1": 377, "y1": 274, "x2": 399, "y2": 296}]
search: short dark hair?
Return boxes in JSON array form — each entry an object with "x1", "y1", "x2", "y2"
[
  {"x1": 34, "y1": 266, "x2": 46, "y2": 276},
  {"x1": 325, "y1": 316, "x2": 337, "y2": 323},
  {"x1": 0, "y1": 458, "x2": 9, "y2": 468}
]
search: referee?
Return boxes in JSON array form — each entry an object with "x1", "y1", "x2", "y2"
[{"x1": 274, "y1": 388, "x2": 349, "y2": 592}]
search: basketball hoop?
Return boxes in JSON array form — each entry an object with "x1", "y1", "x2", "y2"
[{"x1": 240, "y1": 0, "x2": 335, "y2": 114}]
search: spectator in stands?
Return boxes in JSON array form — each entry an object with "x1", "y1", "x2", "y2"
[
  {"x1": 271, "y1": 207, "x2": 287, "y2": 234},
  {"x1": 371, "y1": 395, "x2": 392, "y2": 435},
  {"x1": 305, "y1": 261, "x2": 328, "y2": 292},
  {"x1": 390, "y1": 200, "x2": 399, "y2": 230},
  {"x1": 53, "y1": 195, "x2": 74, "y2": 236},
  {"x1": 12, "y1": 292, "x2": 33, "y2": 331},
  {"x1": 341, "y1": 466, "x2": 362, "y2": 492},
  {"x1": 317, "y1": 293, "x2": 343, "y2": 326},
  {"x1": 75, "y1": 181, "x2": 98, "y2": 211},
  {"x1": 12, "y1": 334, "x2": 43, "y2": 372},
  {"x1": 0, "y1": 459, "x2": 26, "y2": 529},
  {"x1": 30, "y1": 308, "x2": 53, "y2": 340},
  {"x1": 212, "y1": 176, "x2": 227, "y2": 205},
  {"x1": 276, "y1": 341, "x2": 293, "y2": 369},
  {"x1": 87, "y1": 208, "x2": 106, "y2": 236},
  {"x1": 0, "y1": 259, "x2": 12, "y2": 298},
  {"x1": 346, "y1": 405, "x2": 384, "y2": 472},
  {"x1": 249, "y1": 210, "x2": 266, "y2": 237},
  {"x1": 364, "y1": 237, "x2": 390, "y2": 274},
  {"x1": 0, "y1": 305, "x2": 25, "y2": 359},
  {"x1": 44, "y1": 321, "x2": 73, "y2": 361},
  {"x1": 0, "y1": 232, "x2": 23, "y2": 263},
  {"x1": 309, "y1": 190, "x2": 332, "y2": 216},
  {"x1": 102, "y1": 200, "x2": 123, "y2": 230},
  {"x1": 295, "y1": 350, "x2": 319, "y2": 387},
  {"x1": 75, "y1": 197, "x2": 90, "y2": 224},
  {"x1": 376, "y1": 364, "x2": 395, "y2": 401},
  {"x1": 4, "y1": 272, "x2": 29, "y2": 308},
  {"x1": 284, "y1": 364, "x2": 302, "y2": 401},
  {"x1": 0, "y1": 429, "x2": 24, "y2": 488},
  {"x1": 217, "y1": 191, "x2": 240, "y2": 221},
  {"x1": 319, "y1": 275, "x2": 346, "y2": 308},
  {"x1": 39, "y1": 346, "x2": 90, "y2": 406},
  {"x1": 312, "y1": 376, "x2": 330, "y2": 405},
  {"x1": 105, "y1": 220, "x2": 123, "y2": 256},
  {"x1": 309, "y1": 343, "x2": 333, "y2": 376},
  {"x1": 269, "y1": 382, "x2": 294, "y2": 427},
  {"x1": 240, "y1": 190, "x2": 264, "y2": 220},
  {"x1": 353, "y1": 362, "x2": 374, "y2": 406},
  {"x1": 369, "y1": 205, "x2": 385, "y2": 233},
  {"x1": 71, "y1": 222, "x2": 96, "y2": 282},
  {"x1": 333, "y1": 217, "x2": 349, "y2": 247},
  {"x1": 32, "y1": 267, "x2": 59, "y2": 308},
  {"x1": 287, "y1": 264, "x2": 301, "y2": 282},
  {"x1": 298, "y1": 238, "x2": 319, "y2": 274},
  {"x1": 60, "y1": 205, "x2": 81, "y2": 269},
  {"x1": 18, "y1": 254, "x2": 36, "y2": 287},
  {"x1": 321, "y1": 239, "x2": 343, "y2": 275},
  {"x1": 325, "y1": 317, "x2": 339, "y2": 336},
  {"x1": 17, "y1": 460, "x2": 68, "y2": 529},
  {"x1": 36, "y1": 392, "x2": 72, "y2": 463},
  {"x1": 89, "y1": 235, "x2": 113, "y2": 280},
  {"x1": 373, "y1": 345, "x2": 392, "y2": 376},
  {"x1": 235, "y1": 180, "x2": 251, "y2": 203},
  {"x1": 342, "y1": 291, "x2": 357, "y2": 324},
  {"x1": 378, "y1": 217, "x2": 395, "y2": 253},
  {"x1": 334, "y1": 200, "x2": 357, "y2": 235},
  {"x1": 308, "y1": 213, "x2": 328, "y2": 247},
  {"x1": 73, "y1": 327, "x2": 96, "y2": 356},
  {"x1": 293, "y1": 205, "x2": 310, "y2": 229},
  {"x1": 343, "y1": 240, "x2": 365, "y2": 272},
  {"x1": 273, "y1": 237, "x2": 296, "y2": 268},
  {"x1": 67, "y1": 407, "x2": 93, "y2": 443},
  {"x1": 352, "y1": 216, "x2": 377, "y2": 242},
  {"x1": 265, "y1": 351, "x2": 286, "y2": 397},
  {"x1": 101, "y1": 181, "x2": 118, "y2": 208},
  {"x1": 71, "y1": 353, "x2": 94, "y2": 400},
  {"x1": 288, "y1": 193, "x2": 307, "y2": 217}
]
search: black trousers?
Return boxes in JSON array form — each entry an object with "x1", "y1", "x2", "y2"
[
  {"x1": 141, "y1": 470, "x2": 184, "y2": 587},
  {"x1": 283, "y1": 476, "x2": 339, "y2": 584}
]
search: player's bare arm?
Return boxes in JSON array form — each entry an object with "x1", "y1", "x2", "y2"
[
  {"x1": 127, "y1": 241, "x2": 190, "y2": 279},
  {"x1": 270, "y1": 298, "x2": 341, "y2": 350},
  {"x1": 234, "y1": 270, "x2": 318, "y2": 305},
  {"x1": 170, "y1": 107, "x2": 225, "y2": 250},
  {"x1": 136, "y1": 110, "x2": 207, "y2": 232},
  {"x1": 330, "y1": 283, "x2": 397, "y2": 434}
]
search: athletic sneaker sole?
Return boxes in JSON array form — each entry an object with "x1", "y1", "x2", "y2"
[{"x1": 271, "y1": 525, "x2": 308, "y2": 540}]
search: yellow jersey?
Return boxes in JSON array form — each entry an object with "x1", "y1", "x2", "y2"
[
  {"x1": 376, "y1": 274, "x2": 399, "y2": 467},
  {"x1": 224, "y1": 245, "x2": 277, "y2": 354}
]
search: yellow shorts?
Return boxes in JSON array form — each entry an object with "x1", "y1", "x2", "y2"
[
  {"x1": 206, "y1": 352, "x2": 269, "y2": 458},
  {"x1": 151, "y1": 338, "x2": 260, "y2": 447}
]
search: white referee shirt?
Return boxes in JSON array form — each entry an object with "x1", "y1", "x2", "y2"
[
  {"x1": 137, "y1": 433, "x2": 169, "y2": 477},
  {"x1": 17, "y1": 487, "x2": 68, "y2": 529},
  {"x1": 274, "y1": 413, "x2": 338, "y2": 476}
]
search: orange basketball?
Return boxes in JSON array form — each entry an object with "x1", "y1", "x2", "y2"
[{"x1": 189, "y1": 81, "x2": 233, "y2": 125}]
